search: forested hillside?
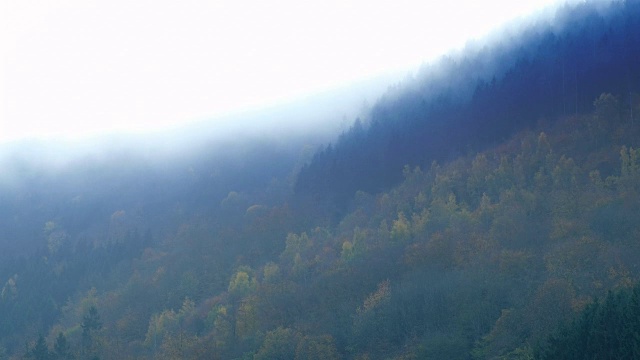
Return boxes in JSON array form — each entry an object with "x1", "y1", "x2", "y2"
[
  {"x1": 295, "y1": 0, "x2": 640, "y2": 217},
  {"x1": 1, "y1": 0, "x2": 640, "y2": 359}
]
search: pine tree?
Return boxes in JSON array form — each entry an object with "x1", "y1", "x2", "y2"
[
  {"x1": 81, "y1": 306, "x2": 102, "y2": 360},
  {"x1": 52, "y1": 332, "x2": 73, "y2": 360},
  {"x1": 26, "y1": 335, "x2": 51, "y2": 360}
]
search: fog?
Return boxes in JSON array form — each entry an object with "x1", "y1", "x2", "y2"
[
  {"x1": 2, "y1": 0, "x2": 566, "y2": 143},
  {"x1": 2, "y1": 1, "x2": 639, "y2": 357},
  {"x1": 295, "y1": 0, "x2": 636, "y2": 215},
  {"x1": 0, "y1": 0, "x2": 592, "y2": 259},
  {"x1": 0, "y1": 68, "x2": 399, "y2": 178},
  {"x1": 0, "y1": 68, "x2": 402, "y2": 260}
]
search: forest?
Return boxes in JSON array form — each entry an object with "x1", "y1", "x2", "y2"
[{"x1": 1, "y1": 0, "x2": 640, "y2": 359}]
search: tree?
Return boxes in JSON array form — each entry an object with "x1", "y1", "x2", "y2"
[
  {"x1": 228, "y1": 268, "x2": 258, "y2": 301},
  {"x1": 295, "y1": 335, "x2": 339, "y2": 360},
  {"x1": 26, "y1": 335, "x2": 51, "y2": 360},
  {"x1": 82, "y1": 306, "x2": 102, "y2": 339},
  {"x1": 254, "y1": 327, "x2": 298, "y2": 360},
  {"x1": 52, "y1": 332, "x2": 73, "y2": 360},
  {"x1": 594, "y1": 93, "x2": 621, "y2": 124},
  {"x1": 536, "y1": 285, "x2": 640, "y2": 359},
  {"x1": 159, "y1": 330, "x2": 198, "y2": 360},
  {"x1": 81, "y1": 306, "x2": 102, "y2": 359},
  {"x1": 620, "y1": 146, "x2": 640, "y2": 178},
  {"x1": 390, "y1": 212, "x2": 410, "y2": 241}
]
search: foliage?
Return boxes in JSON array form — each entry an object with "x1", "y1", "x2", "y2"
[
  {"x1": 536, "y1": 284, "x2": 640, "y2": 360},
  {"x1": 0, "y1": 1, "x2": 639, "y2": 358},
  {"x1": 295, "y1": 0, "x2": 640, "y2": 216}
]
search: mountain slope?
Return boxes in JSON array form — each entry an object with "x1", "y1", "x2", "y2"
[
  {"x1": 295, "y1": 0, "x2": 640, "y2": 217},
  {"x1": 10, "y1": 90, "x2": 639, "y2": 359},
  {"x1": 2, "y1": 1, "x2": 640, "y2": 358}
]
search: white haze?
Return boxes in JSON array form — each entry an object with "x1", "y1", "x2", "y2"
[{"x1": 0, "y1": 0, "x2": 569, "y2": 144}]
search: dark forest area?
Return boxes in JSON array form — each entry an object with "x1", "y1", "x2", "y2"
[
  {"x1": 1, "y1": 0, "x2": 640, "y2": 359},
  {"x1": 295, "y1": 0, "x2": 640, "y2": 219}
]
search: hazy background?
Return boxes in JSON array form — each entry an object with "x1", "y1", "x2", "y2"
[{"x1": 2, "y1": 0, "x2": 566, "y2": 143}]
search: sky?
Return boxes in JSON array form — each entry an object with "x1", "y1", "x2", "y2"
[{"x1": 1, "y1": 0, "x2": 564, "y2": 143}]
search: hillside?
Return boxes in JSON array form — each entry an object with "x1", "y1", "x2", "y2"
[
  {"x1": 6, "y1": 91, "x2": 639, "y2": 360},
  {"x1": 1, "y1": 1, "x2": 640, "y2": 359},
  {"x1": 295, "y1": 0, "x2": 640, "y2": 217}
]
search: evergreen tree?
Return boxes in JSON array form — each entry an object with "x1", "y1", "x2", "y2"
[
  {"x1": 81, "y1": 306, "x2": 102, "y2": 360},
  {"x1": 536, "y1": 285, "x2": 640, "y2": 359},
  {"x1": 25, "y1": 335, "x2": 51, "y2": 360},
  {"x1": 81, "y1": 306, "x2": 102, "y2": 339},
  {"x1": 52, "y1": 332, "x2": 73, "y2": 360}
]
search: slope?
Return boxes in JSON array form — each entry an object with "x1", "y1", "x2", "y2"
[
  {"x1": 295, "y1": 0, "x2": 640, "y2": 218},
  {"x1": 12, "y1": 90, "x2": 640, "y2": 359}
]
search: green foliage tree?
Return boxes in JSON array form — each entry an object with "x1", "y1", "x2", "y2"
[
  {"x1": 158, "y1": 330, "x2": 199, "y2": 360},
  {"x1": 594, "y1": 93, "x2": 621, "y2": 124},
  {"x1": 352, "y1": 280, "x2": 393, "y2": 352},
  {"x1": 81, "y1": 306, "x2": 102, "y2": 339},
  {"x1": 228, "y1": 268, "x2": 258, "y2": 301},
  {"x1": 254, "y1": 327, "x2": 298, "y2": 360},
  {"x1": 619, "y1": 145, "x2": 640, "y2": 185},
  {"x1": 390, "y1": 212, "x2": 410, "y2": 241},
  {"x1": 536, "y1": 285, "x2": 640, "y2": 359},
  {"x1": 295, "y1": 335, "x2": 339, "y2": 360},
  {"x1": 211, "y1": 305, "x2": 233, "y2": 352},
  {"x1": 52, "y1": 332, "x2": 73, "y2": 360},
  {"x1": 25, "y1": 335, "x2": 51, "y2": 360},
  {"x1": 81, "y1": 306, "x2": 102, "y2": 360}
]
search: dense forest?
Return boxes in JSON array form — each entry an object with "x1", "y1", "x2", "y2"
[
  {"x1": 295, "y1": 0, "x2": 640, "y2": 217},
  {"x1": 1, "y1": 0, "x2": 640, "y2": 359}
]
